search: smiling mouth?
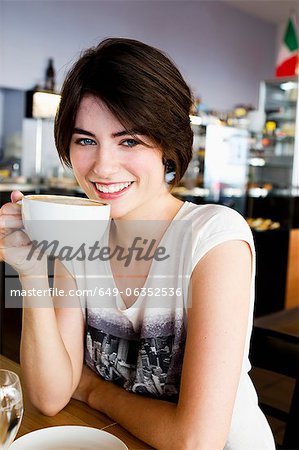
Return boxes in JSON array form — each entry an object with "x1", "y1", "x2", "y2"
[{"x1": 94, "y1": 181, "x2": 134, "y2": 194}]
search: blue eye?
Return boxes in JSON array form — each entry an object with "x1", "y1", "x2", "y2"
[
  {"x1": 122, "y1": 139, "x2": 139, "y2": 148},
  {"x1": 76, "y1": 138, "x2": 96, "y2": 146}
]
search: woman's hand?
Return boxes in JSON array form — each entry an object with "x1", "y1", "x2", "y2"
[{"x1": 0, "y1": 190, "x2": 47, "y2": 277}]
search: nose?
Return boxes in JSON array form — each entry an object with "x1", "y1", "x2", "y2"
[{"x1": 91, "y1": 145, "x2": 119, "y2": 179}]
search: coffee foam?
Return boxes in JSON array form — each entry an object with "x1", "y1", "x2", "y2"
[{"x1": 27, "y1": 195, "x2": 104, "y2": 206}]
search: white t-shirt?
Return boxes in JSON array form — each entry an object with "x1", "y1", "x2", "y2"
[{"x1": 64, "y1": 202, "x2": 275, "y2": 450}]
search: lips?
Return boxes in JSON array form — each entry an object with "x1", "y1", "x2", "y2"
[{"x1": 92, "y1": 181, "x2": 134, "y2": 199}]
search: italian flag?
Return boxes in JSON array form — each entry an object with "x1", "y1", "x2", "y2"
[{"x1": 276, "y1": 17, "x2": 299, "y2": 77}]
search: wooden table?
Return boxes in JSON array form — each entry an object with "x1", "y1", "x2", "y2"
[
  {"x1": 254, "y1": 306, "x2": 299, "y2": 338},
  {"x1": 0, "y1": 355, "x2": 151, "y2": 449}
]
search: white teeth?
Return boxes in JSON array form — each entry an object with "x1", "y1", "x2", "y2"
[{"x1": 95, "y1": 182, "x2": 132, "y2": 193}]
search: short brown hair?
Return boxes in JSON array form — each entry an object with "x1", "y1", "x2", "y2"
[{"x1": 54, "y1": 38, "x2": 193, "y2": 186}]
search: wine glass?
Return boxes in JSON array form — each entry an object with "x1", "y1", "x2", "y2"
[{"x1": 0, "y1": 370, "x2": 23, "y2": 449}]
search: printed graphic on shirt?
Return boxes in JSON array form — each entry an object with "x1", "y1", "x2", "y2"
[{"x1": 85, "y1": 310, "x2": 186, "y2": 402}]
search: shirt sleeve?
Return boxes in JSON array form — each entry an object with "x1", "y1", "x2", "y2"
[{"x1": 191, "y1": 204, "x2": 255, "y2": 271}]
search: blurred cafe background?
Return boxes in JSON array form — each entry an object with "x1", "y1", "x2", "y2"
[{"x1": 0, "y1": 1, "x2": 299, "y2": 447}]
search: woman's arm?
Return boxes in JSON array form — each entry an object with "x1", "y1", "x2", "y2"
[
  {"x1": 74, "y1": 240, "x2": 252, "y2": 450},
  {"x1": 20, "y1": 259, "x2": 85, "y2": 416},
  {"x1": 0, "y1": 191, "x2": 84, "y2": 415}
]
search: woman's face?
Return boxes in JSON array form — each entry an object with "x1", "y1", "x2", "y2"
[{"x1": 70, "y1": 95, "x2": 169, "y2": 219}]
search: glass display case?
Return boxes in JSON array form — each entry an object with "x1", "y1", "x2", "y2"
[
  {"x1": 246, "y1": 77, "x2": 299, "y2": 229},
  {"x1": 248, "y1": 77, "x2": 298, "y2": 193}
]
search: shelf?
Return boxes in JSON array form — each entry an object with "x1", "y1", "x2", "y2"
[
  {"x1": 265, "y1": 99, "x2": 297, "y2": 107},
  {"x1": 255, "y1": 136, "x2": 295, "y2": 144},
  {"x1": 266, "y1": 115, "x2": 296, "y2": 122},
  {"x1": 249, "y1": 164, "x2": 292, "y2": 170}
]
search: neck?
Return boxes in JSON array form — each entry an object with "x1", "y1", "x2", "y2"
[{"x1": 110, "y1": 193, "x2": 183, "y2": 249}]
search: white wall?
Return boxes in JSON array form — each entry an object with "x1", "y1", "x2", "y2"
[{"x1": 0, "y1": 1, "x2": 276, "y2": 111}]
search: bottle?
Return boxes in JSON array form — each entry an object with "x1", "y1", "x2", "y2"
[{"x1": 44, "y1": 58, "x2": 55, "y2": 92}]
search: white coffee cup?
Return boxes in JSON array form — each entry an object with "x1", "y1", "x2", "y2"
[{"x1": 21, "y1": 195, "x2": 110, "y2": 257}]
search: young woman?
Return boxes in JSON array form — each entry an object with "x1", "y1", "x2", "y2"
[{"x1": 0, "y1": 38, "x2": 275, "y2": 449}]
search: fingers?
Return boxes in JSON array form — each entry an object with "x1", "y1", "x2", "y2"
[
  {"x1": 0, "y1": 214, "x2": 23, "y2": 232},
  {"x1": 1, "y1": 230, "x2": 31, "y2": 249},
  {"x1": 0, "y1": 191, "x2": 24, "y2": 239},
  {"x1": 11, "y1": 190, "x2": 24, "y2": 204},
  {"x1": 0, "y1": 230, "x2": 38, "y2": 276},
  {"x1": 1, "y1": 190, "x2": 24, "y2": 214},
  {"x1": 0, "y1": 192, "x2": 39, "y2": 273},
  {"x1": 0, "y1": 230, "x2": 31, "y2": 265},
  {"x1": 1, "y1": 201, "x2": 22, "y2": 216}
]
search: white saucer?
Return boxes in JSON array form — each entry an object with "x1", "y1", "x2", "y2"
[{"x1": 10, "y1": 425, "x2": 128, "y2": 450}]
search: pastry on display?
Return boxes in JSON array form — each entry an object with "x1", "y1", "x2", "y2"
[{"x1": 246, "y1": 217, "x2": 280, "y2": 231}]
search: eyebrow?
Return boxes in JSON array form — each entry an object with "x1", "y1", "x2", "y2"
[
  {"x1": 73, "y1": 128, "x2": 96, "y2": 137},
  {"x1": 73, "y1": 128, "x2": 144, "y2": 138}
]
